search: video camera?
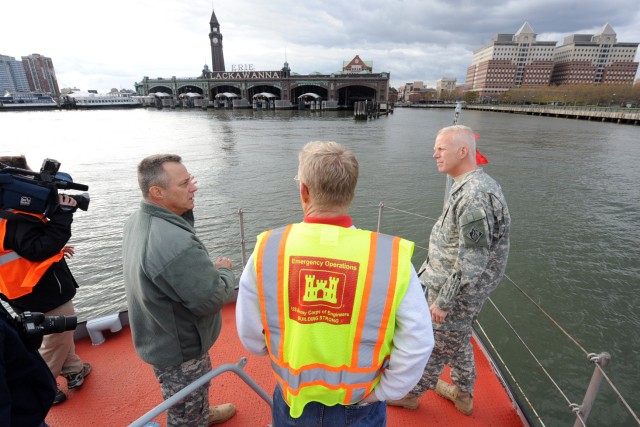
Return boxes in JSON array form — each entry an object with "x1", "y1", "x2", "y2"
[
  {"x1": 14, "y1": 310, "x2": 78, "y2": 351},
  {"x1": 0, "y1": 158, "x2": 89, "y2": 217}
]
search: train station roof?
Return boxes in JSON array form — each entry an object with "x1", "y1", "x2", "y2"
[
  {"x1": 252, "y1": 92, "x2": 277, "y2": 99},
  {"x1": 215, "y1": 92, "x2": 239, "y2": 99},
  {"x1": 298, "y1": 92, "x2": 321, "y2": 99}
]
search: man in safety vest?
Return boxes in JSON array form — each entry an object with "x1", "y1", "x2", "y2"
[
  {"x1": 0, "y1": 155, "x2": 91, "y2": 406},
  {"x1": 236, "y1": 141, "x2": 434, "y2": 426}
]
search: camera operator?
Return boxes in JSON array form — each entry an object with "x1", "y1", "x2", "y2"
[
  {"x1": 0, "y1": 155, "x2": 91, "y2": 405},
  {"x1": 0, "y1": 302, "x2": 56, "y2": 427}
]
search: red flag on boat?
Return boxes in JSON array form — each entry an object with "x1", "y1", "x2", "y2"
[
  {"x1": 476, "y1": 150, "x2": 489, "y2": 165},
  {"x1": 474, "y1": 134, "x2": 489, "y2": 165}
]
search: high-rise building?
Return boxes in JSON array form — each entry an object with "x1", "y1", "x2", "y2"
[
  {"x1": 21, "y1": 53, "x2": 60, "y2": 96},
  {"x1": 551, "y1": 23, "x2": 638, "y2": 85},
  {"x1": 0, "y1": 54, "x2": 31, "y2": 94},
  {"x1": 209, "y1": 8, "x2": 225, "y2": 71},
  {"x1": 465, "y1": 22, "x2": 556, "y2": 98}
]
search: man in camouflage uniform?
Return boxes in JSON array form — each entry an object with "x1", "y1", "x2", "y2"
[{"x1": 388, "y1": 125, "x2": 510, "y2": 415}]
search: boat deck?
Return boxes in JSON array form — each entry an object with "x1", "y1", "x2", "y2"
[{"x1": 46, "y1": 303, "x2": 526, "y2": 426}]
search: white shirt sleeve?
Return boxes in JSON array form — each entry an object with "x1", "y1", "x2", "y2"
[
  {"x1": 371, "y1": 267, "x2": 434, "y2": 401},
  {"x1": 236, "y1": 253, "x2": 269, "y2": 356}
]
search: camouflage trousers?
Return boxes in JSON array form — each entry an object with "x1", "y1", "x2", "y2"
[
  {"x1": 152, "y1": 352, "x2": 212, "y2": 427},
  {"x1": 409, "y1": 328, "x2": 476, "y2": 397}
]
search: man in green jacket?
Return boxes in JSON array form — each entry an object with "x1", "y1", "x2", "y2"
[{"x1": 122, "y1": 154, "x2": 237, "y2": 426}]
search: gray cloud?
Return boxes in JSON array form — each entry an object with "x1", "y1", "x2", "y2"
[{"x1": 2, "y1": 0, "x2": 638, "y2": 92}]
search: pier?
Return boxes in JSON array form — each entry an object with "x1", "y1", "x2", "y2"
[
  {"x1": 464, "y1": 105, "x2": 640, "y2": 125},
  {"x1": 398, "y1": 103, "x2": 640, "y2": 126},
  {"x1": 353, "y1": 100, "x2": 393, "y2": 120}
]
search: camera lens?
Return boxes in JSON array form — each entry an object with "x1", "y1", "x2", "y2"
[{"x1": 42, "y1": 315, "x2": 78, "y2": 334}]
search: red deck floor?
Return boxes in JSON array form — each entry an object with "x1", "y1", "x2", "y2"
[{"x1": 46, "y1": 303, "x2": 526, "y2": 426}]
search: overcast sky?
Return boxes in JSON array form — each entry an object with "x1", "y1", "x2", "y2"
[{"x1": 2, "y1": 0, "x2": 639, "y2": 93}]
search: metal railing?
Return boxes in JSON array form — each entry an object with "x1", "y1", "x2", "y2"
[{"x1": 128, "y1": 358, "x2": 272, "y2": 427}]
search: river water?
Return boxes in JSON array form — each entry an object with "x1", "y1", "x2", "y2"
[{"x1": 1, "y1": 107, "x2": 638, "y2": 426}]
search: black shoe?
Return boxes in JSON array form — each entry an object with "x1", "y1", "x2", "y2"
[
  {"x1": 53, "y1": 388, "x2": 67, "y2": 405},
  {"x1": 63, "y1": 363, "x2": 91, "y2": 389}
]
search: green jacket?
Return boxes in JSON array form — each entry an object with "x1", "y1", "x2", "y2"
[{"x1": 122, "y1": 201, "x2": 235, "y2": 367}]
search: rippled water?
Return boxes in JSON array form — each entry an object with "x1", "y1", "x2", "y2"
[{"x1": 1, "y1": 107, "x2": 639, "y2": 426}]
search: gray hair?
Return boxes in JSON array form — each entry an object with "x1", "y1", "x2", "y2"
[
  {"x1": 298, "y1": 141, "x2": 358, "y2": 210},
  {"x1": 137, "y1": 154, "x2": 182, "y2": 198},
  {"x1": 437, "y1": 125, "x2": 476, "y2": 155},
  {"x1": 0, "y1": 155, "x2": 31, "y2": 170}
]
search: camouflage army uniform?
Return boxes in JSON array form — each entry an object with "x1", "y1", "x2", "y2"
[
  {"x1": 152, "y1": 352, "x2": 212, "y2": 427},
  {"x1": 411, "y1": 168, "x2": 510, "y2": 397}
]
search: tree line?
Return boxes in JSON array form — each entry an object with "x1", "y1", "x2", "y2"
[{"x1": 460, "y1": 82, "x2": 640, "y2": 107}]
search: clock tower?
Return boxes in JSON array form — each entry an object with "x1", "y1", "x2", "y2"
[{"x1": 209, "y1": 7, "x2": 225, "y2": 71}]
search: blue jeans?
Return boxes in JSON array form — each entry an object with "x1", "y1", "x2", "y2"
[{"x1": 272, "y1": 386, "x2": 386, "y2": 427}]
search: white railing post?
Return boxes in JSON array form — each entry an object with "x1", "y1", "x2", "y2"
[
  {"x1": 570, "y1": 352, "x2": 611, "y2": 427},
  {"x1": 376, "y1": 202, "x2": 384, "y2": 232},
  {"x1": 238, "y1": 208, "x2": 247, "y2": 267}
]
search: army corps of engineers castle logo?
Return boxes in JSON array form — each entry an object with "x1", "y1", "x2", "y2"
[{"x1": 288, "y1": 256, "x2": 359, "y2": 325}]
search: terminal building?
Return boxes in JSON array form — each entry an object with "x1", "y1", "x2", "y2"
[
  {"x1": 135, "y1": 8, "x2": 391, "y2": 109},
  {"x1": 465, "y1": 22, "x2": 639, "y2": 99}
]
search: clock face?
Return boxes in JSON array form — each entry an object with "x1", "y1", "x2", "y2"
[{"x1": 213, "y1": 37, "x2": 219, "y2": 44}]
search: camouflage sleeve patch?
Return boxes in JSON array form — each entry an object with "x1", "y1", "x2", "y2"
[{"x1": 460, "y1": 208, "x2": 489, "y2": 248}]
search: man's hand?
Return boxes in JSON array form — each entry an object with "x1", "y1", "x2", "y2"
[
  {"x1": 62, "y1": 246, "x2": 75, "y2": 258},
  {"x1": 430, "y1": 303, "x2": 448, "y2": 323},
  {"x1": 359, "y1": 391, "x2": 379, "y2": 404},
  {"x1": 214, "y1": 256, "x2": 233, "y2": 270},
  {"x1": 58, "y1": 194, "x2": 78, "y2": 211}
]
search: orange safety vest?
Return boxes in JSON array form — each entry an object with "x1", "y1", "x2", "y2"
[
  {"x1": 254, "y1": 223, "x2": 414, "y2": 418},
  {"x1": 0, "y1": 210, "x2": 64, "y2": 299}
]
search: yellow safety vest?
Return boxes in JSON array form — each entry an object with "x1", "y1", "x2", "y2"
[
  {"x1": 254, "y1": 222, "x2": 414, "y2": 418},
  {"x1": 0, "y1": 211, "x2": 64, "y2": 299}
]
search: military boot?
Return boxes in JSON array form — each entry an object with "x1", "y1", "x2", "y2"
[
  {"x1": 208, "y1": 403, "x2": 236, "y2": 425},
  {"x1": 435, "y1": 380, "x2": 473, "y2": 415},
  {"x1": 387, "y1": 395, "x2": 420, "y2": 410}
]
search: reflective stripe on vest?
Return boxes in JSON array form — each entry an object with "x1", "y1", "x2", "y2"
[
  {"x1": 255, "y1": 223, "x2": 412, "y2": 415},
  {"x1": 0, "y1": 214, "x2": 64, "y2": 299},
  {"x1": 0, "y1": 251, "x2": 21, "y2": 264}
]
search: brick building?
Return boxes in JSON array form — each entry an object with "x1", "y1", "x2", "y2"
[{"x1": 551, "y1": 23, "x2": 638, "y2": 85}]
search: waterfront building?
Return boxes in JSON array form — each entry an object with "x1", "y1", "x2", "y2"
[
  {"x1": 465, "y1": 22, "x2": 556, "y2": 99},
  {"x1": 388, "y1": 87, "x2": 399, "y2": 103},
  {"x1": 0, "y1": 54, "x2": 31, "y2": 94},
  {"x1": 550, "y1": 23, "x2": 639, "y2": 85},
  {"x1": 135, "y1": 7, "x2": 390, "y2": 109},
  {"x1": 398, "y1": 81, "x2": 436, "y2": 103},
  {"x1": 21, "y1": 53, "x2": 60, "y2": 97},
  {"x1": 436, "y1": 78, "x2": 457, "y2": 100},
  {"x1": 465, "y1": 22, "x2": 640, "y2": 99}
]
